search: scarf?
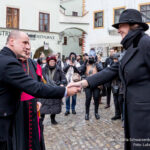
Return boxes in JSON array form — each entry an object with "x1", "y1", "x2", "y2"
[
  {"x1": 49, "y1": 65, "x2": 56, "y2": 69},
  {"x1": 121, "y1": 27, "x2": 144, "y2": 50},
  {"x1": 48, "y1": 68, "x2": 56, "y2": 81}
]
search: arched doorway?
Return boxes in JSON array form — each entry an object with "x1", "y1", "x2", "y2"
[
  {"x1": 33, "y1": 46, "x2": 53, "y2": 59},
  {"x1": 60, "y1": 27, "x2": 87, "y2": 57}
]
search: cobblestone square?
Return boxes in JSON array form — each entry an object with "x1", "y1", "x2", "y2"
[{"x1": 43, "y1": 92, "x2": 124, "y2": 150}]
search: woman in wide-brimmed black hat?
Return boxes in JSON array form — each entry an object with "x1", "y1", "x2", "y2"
[
  {"x1": 68, "y1": 9, "x2": 150, "y2": 150},
  {"x1": 112, "y1": 9, "x2": 149, "y2": 31}
]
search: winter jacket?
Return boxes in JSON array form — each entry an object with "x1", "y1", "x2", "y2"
[{"x1": 86, "y1": 32, "x2": 150, "y2": 150}]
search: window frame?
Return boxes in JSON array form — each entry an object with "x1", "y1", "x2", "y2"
[
  {"x1": 79, "y1": 38, "x2": 82, "y2": 46},
  {"x1": 6, "y1": 7, "x2": 19, "y2": 29},
  {"x1": 113, "y1": 6, "x2": 126, "y2": 24},
  {"x1": 63, "y1": 36, "x2": 67, "y2": 45},
  {"x1": 93, "y1": 10, "x2": 104, "y2": 29},
  {"x1": 139, "y1": 3, "x2": 150, "y2": 24},
  {"x1": 72, "y1": 11, "x2": 78, "y2": 16},
  {"x1": 39, "y1": 12, "x2": 50, "y2": 32}
]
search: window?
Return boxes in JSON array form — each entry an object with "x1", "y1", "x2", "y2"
[
  {"x1": 114, "y1": 7, "x2": 125, "y2": 24},
  {"x1": 140, "y1": 4, "x2": 150, "y2": 23},
  {"x1": 6, "y1": 7, "x2": 19, "y2": 29},
  {"x1": 79, "y1": 38, "x2": 82, "y2": 46},
  {"x1": 94, "y1": 11, "x2": 103, "y2": 28},
  {"x1": 39, "y1": 12, "x2": 49, "y2": 32},
  {"x1": 72, "y1": 12, "x2": 78, "y2": 16},
  {"x1": 63, "y1": 37, "x2": 67, "y2": 45}
]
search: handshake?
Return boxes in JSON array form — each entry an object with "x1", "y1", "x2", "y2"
[{"x1": 66, "y1": 80, "x2": 89, "y2": 96}]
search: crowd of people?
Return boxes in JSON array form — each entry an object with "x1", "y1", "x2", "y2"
[
  {"x1": 36, "y1": 47, "x2": 125, "y2": 125},
  {"x1": 0, "y1": 8, "x2": 150, "y2": 150}
]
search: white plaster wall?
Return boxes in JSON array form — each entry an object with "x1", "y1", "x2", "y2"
[
  {"x1": 62, "y1": 28, "x2": 83, "y2": 56},
  {"x1": 0, "y1": 28, "x2": 61, "y2": 56},
  {"x1": 61, "y1": 0, "x2": 83, "y2": 16},
  {"x1": 0, "y1": 0, "x2": 89, "y2": 56},
  {"x1": 1, "y1": 0, "x2": 61, "y2": 32},
  {"x1": 85, "y1": 0, "x2": 150, "y2": 53},
  {"x1": 0, "y1": 31, "x2": 8, "y2": 49}
]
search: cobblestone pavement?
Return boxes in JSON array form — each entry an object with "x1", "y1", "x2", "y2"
[{"x1": 43, "y1": 92, "x2": 124, "y2": 150}]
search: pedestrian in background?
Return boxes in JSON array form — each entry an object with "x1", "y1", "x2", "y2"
[
  {"x1": 104, "y1": 48, "x2": 115, "y2": 109},
  {"x1": 97, "y1": 53, "x2": 104, "y2": 104},
  {"x1": 76, "y1": 55, "x2": 83, "y2": 65},
  {"x1": 55, "y1": 52, "x2": 64, "y2": 69},
  {"x1": 63, "y1": 52, "x2": 80, "y2": 116},
  {"x1": 37, "y1": 52, "x2": 46, "y2": 68},
  {"x1": 111, "y1": 54, "x2": 121, "y2": 121},
  {"x1": 40, "y1": 55, "x2": 67, "y2": 125},
  {"x1": 82, "y1": 53, "x2": 88, "y2": 64},
  {"x1": 79, "y1": 50, "x2": 103, "y2": 120}
]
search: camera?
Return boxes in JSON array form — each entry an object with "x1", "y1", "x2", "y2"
[
  {"x1": 71, "y1": 57, "x2": 75, "y2": 63},
  {"x1": 88, "y1": 57, "x2": 95, "y2": 64}
]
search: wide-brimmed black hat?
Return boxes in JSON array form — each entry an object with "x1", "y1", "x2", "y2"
[{"x1": 112, "y1": 9, "x2": 149, "y2": 31}]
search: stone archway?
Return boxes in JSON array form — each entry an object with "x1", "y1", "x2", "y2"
[
  {"x1": 33, "y1": 46, "x2": 53, "y2": 59},
  {"x1": 60, "y1": 27, "x2": 87, "y2": 57}
]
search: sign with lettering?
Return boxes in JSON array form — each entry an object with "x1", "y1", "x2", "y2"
[
  {"x1": 0, "y1": 29, "x2": 56, "y2": 40},
  {"x1": 28, "y1": 34, "x2": 55, "y2": 40},
  {"x1": 0, "y1": 30, "x2": 10, "y2": 36}
]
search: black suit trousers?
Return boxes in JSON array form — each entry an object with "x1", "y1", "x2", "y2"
[
  {"x1": 0, "y1": 116, "x2": 13, "y2": 150},
  {"x1": 85, "y1": 88, "x2": 100, "y2": 114},
  {"x1": 113, "y1": 93, "x2": 121, "y2": 117},
  {"x1": 106, "y1": 86, "x2": 111, "y2": 105}
]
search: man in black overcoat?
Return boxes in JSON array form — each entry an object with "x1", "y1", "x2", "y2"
[{"x1": 0, "y1": 31, "x2": 80, "y2": 150}]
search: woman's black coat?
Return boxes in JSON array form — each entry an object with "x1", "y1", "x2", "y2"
[
  {"x1": 86, "y1": 33, "x2": 150, "y2": 150},
  {"x1": 40, "y1": 65, "x2": 67, "y2": 114}
]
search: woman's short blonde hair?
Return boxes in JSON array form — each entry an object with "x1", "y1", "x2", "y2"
[{"x1": 130, "y1": 24, "x2": 141, "y2": 30}]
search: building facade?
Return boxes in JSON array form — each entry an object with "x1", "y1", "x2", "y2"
[
  {"x1": 60, "y1": 0, "x2": 89, "y2": 57},
  {"x1": 0, "y1": 0, "x2": 89, "y2": 58},
  {"x1": 85, "y1": 0, "x2": 150, "y2": 60}
]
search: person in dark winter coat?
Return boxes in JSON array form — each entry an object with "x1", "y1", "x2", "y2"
[
  {"x1": 76, "y1": 55, "x2": 83, "y2": 65},
  {"x1": 68, "y1": 9, "x2": 150, "y2": 150},
  {"x1": 0, "y1": 31, "x2": 80, "y2": 150},
  {"x1": 55, "y1": 52, "x2": 64, "y2": 69},
  {"x1": 97, "y1": 53, "x2": 104, "y2": 104},
  {"x1": 40, "y1": 56, "x2": 67, "y2": 125},
  {"x1": 37, "y1": 52, "x2": 46, "y2": 68},
  {"x1": 111, "y1": 54, "x2": 122, "y2": 121},
  {"x1": 82, "y1": 53, "x2": 89, "y2": 64},
  {"x1": 79, "y1": 53, "x2": 103, "y2": 120},
  {"x1": 104, "y1": 48, "x2": 115, "y2": 109}
]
